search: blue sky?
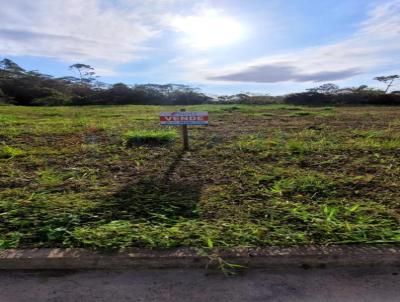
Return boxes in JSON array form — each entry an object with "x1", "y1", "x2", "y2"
[{"x1": 1, "y1": 0, "x2": 399, "y2": 95}]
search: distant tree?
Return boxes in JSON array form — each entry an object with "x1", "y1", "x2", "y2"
[
  {"x1": 0, "y1": 58, "x2": 77, "y2": 105},
  {"x1": 307, "y1": 83, "x2": 340, "y2": 95},
  {"x1": 0, "y1": 58, "x2": 214, "y2": 106},
  {"x1": 0, "y1": 58, "x2": 25, "y2": 79},
  {"x1": 337, "y1": 85, "x2": 383, "y2": 94},
  {"x1": 104, "y1": 83, "x2": 133, "y2": 104},
  {"x1": 0, "y1": 87, "x2": 8, "y2": 103},
  {"x1": 374, "y1": 75, "x2": 399, "y2": 93},
  {"x1": 355, "y1": 85, "x2": 368, "y2": 91},
  {"x1": 69, "y1": 63, "x2": 97, "y2": 85}
]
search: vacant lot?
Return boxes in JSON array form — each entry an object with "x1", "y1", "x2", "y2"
[{"x1": 0, "y1": 104, "x2": 399, "y2": 249}]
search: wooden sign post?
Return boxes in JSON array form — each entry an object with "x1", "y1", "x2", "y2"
[
  {"x1": 180, "y1": 109, "x2": 189, "y2": 150},
  {"x1": 159, "y1": 109, "x2": 209, "y2": 150}
]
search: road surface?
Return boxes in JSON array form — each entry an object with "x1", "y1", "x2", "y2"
[{"x1": 0, "y1": 266, "x2": 399, "y2": 301}]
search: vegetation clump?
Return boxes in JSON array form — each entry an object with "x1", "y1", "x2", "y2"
[
  {"x1": 123, "y1": 129, "x2": 178, "y2": 147},
  {"x1": 0, "y1": 144, "x2": 24, "y2": 159}
]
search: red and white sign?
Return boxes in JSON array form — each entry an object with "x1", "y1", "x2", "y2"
[{"x1": 160, "y1": 111, "x2": 208, "y2": 126}]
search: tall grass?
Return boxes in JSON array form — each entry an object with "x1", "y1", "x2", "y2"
[{"x1": 123, "y1": 129, "x2": 178, "y2": 147}]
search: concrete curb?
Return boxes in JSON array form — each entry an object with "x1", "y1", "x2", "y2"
[{"x1": 0, "y1": 246, "x2": 399, "y2": 270}]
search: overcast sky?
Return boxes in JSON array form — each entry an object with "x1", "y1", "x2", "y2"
[{"x1": 1, "y1": 0, "x2": 399, "y2": 95}]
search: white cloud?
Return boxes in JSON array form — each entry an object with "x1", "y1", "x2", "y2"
[
  {"x1": 0, "y1": 0, "x2": 214, "y2": 76},
  {"x1": 0, "y1": 0, "x2": 158, "y2": 63},
  {"x1": 1, "y1": 0, "x2": 399, "y2": 87},
  {"x1": 202, "y1": 0, "x2": 400, "y2": 83}
]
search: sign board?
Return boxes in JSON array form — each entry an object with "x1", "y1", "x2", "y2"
[{"x1": 160, "y1": 111, "x2": 208, "y2": 126}]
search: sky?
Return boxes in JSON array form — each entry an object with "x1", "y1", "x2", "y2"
[{"x1": 0, "y1": 0, "x2": 399, "y2": 95}]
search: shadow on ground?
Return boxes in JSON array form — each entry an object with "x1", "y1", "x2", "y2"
[{"x1": 105, "y1": 150, "x2": 202, "y2": 222}]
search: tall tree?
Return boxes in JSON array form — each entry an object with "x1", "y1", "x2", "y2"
[
  {"x1": 374, "y1": 75, "x2": 399, "y2": 93},
  {"x1": 0, "y1": 58, "x2": 25, "y2": 79},
  {"x1": 307, "y1": 83, "x2": 339, "y2": 95},
  {"x1": 69, "y1": 63, "x2": 97, "y2": 84}
]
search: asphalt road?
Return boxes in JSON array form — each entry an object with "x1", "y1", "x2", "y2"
[{"x1": 0, "y1": 266, "x2": 399, "y2": 302}]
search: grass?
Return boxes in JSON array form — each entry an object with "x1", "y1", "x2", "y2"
[
  {"x1": 291, "y1": 111, "x2": 313, "y2": 116},
  {"x1": 124, "y1": 129, "x2": 178, "y2": 146},
  {"x1": 0, "y1": 104, "x2": 399, "y2": 249},
  {"x1": 0, "y1": 144, "x2": 24, "y2": 159}
]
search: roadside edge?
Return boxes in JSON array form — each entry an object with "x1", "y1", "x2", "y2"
[{"x1": 0, "y1": 246, "x2": 399, "y2": 270}]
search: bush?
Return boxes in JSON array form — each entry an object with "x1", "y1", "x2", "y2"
[
  {"x1": 283, "y1": 91, "x2": 400, "y2": 106},
  {"x1": 123, "y1": 130, "x2": 178, "y2": 147},
  {"x1": 31, "y1": 93, "x2": 73, "y2": 106},
  {"x1": 284, "y1": 92, "x2": 333, "y2": 106}
]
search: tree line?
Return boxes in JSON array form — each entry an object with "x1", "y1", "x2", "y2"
[
  {"x1": 217, "y1": 80, "x2": 400, "y2": 106},
  {"x1": 0, "y1": 58, "x2": 399, "y2": 106},
  {"x1": 0, "y1": 59, "x2": 210, "y2": 106}
]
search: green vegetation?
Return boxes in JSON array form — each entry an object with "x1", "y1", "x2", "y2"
[
  {"x1": 0, "y1": 144, "x2": 24, "y2": 159},
  {"x1": 0, "y1": 104, "x2": 399, "y2": 249},
  {"x1": 1, "y1": 58, "x2": 400, "y2": 107},
  {"x1": 291, "y1": 111, "x2": 313, "y2": 116},
  {"x1": 0, "y1": 58, "x2": 211, "y2": 106},
  {"x1": 124, "y1": 129, "x2": 178, "y2": 147}
]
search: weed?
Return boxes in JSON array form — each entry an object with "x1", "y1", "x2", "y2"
[
  {"x1": 277, "y1": 106, "x2": 303, "y2": 110},
  {"x1": 266, "y1": 171, "x2": 335, "y2": 199},
  {"x1": 292, "y1": 111, "x2": 313, "y2": 116},
  {"x1": 204, "y1": 251, "x2": 247, "y2": 275},
  {"x1": 0, "y1": 144, "x2": 24, "y2": 159},
  {"x1": 235, "y1": 135, "x2": 270, "y2": 152},
  {"x1": 72, "y1": 220, "x2": 135, "y2": 249},
  {"x1": 37, "y1": 169, "x2": 67, "y2": 187},
  {"x1": 221, "y1": 106, "x2": 241, "y2": 112}
]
